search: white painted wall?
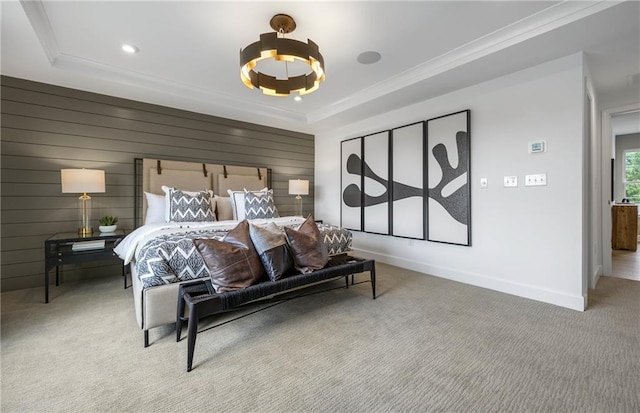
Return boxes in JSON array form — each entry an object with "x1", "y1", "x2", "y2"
[{"x1": 315, "y1": 54, "x2": 586, "y2": 311}]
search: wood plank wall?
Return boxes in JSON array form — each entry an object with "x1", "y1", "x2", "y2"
[{"x1": 1, "y1": 76, "x2": 315, "y2": 292}]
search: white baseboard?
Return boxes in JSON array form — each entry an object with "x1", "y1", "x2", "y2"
[{"x1": 352, "y1": 248, "x2": 586, "y2": 312}]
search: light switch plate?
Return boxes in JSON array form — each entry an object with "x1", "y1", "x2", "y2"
[
  {"x1": 525, "y1": 173, "x2": 547, "y2": 186},
  {"x1": 504, "y1": 176, "x2": 518, "y2": 187},
  {"x1": 480, "y1": 178, "x2": 488, "y2": 188}
]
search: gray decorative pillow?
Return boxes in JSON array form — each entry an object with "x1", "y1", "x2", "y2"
[
  {"x1": 249, "y1": 222, "x2": 294, "y2": 281},
  {"x1": 244, "y1": 189, "x2": 279, "y2": 219},
  {"x1": 227, "y1": 188, "x2": 268, "y2": 220},
  {"x1": 168, "y1": 188, "x2": 216, "y2": 222}
]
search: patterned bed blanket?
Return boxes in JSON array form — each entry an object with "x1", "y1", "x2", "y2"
[{"x1": 115, "y1": 218, "x2": 352, "y2": 289}]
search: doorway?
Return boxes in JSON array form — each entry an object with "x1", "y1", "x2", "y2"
[{"x1": 602, "y1": 105, "x2": 640, "y2": 283}]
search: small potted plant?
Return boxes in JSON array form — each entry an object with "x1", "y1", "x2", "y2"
[{"x1": 98, "y1": 216, "x2": 118, "y2": 233}]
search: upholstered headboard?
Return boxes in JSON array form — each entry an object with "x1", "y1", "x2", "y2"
[{"x1": 134, "y1": 158, "x2": 270, "y2": 227}]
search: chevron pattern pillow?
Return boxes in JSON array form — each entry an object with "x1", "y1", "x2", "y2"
[
  {"x1": 168, "y1": 188, "x2": 216, "y2": 222},
  {"x1": 244, "y1": 189, "x2": 279, "y2": 219}
]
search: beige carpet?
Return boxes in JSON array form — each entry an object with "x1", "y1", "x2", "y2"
[{"x1": 1, "y1": 263, "x2": 639, "y2": 412}]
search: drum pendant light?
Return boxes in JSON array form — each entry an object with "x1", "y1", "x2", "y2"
[{"x1": 240, "y1": 14, "x2": 325, "y2": 97}]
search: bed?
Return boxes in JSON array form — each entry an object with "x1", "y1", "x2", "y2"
[{"x1": 114, "y1": 158, "x2": 353, "y2": 346}]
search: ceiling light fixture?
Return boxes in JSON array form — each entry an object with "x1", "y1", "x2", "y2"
[
  {"x1": 121, "y1": 44, "x2": 139, "y2": 54},
  {"x1": 240, "y1": 14, "x2": 325, "y2": 97}
]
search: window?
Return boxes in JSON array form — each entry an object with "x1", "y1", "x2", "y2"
[{"x1": 623, "y1": 149, "x2": 640, "y2": 203}]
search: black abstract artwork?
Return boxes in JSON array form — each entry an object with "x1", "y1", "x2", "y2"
[
  {"x1": 342, "y1": 153, "x2": 423, "y2": 207},
  {"x1": 341, "y1": 110, "x2": 470, "y2": 246},
  {"x1": 427, "y1": 110, "x2": 471, "y2": 245},
  {"x1": 341, "y1": 123, "x2": 426, "y2": 239}
]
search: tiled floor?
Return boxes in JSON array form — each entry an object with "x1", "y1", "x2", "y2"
[{"x1": 611, "y1": 246, "x2": 640, "y2": 281}]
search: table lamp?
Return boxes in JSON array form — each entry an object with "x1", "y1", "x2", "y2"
[
  {"x1": 61, "y1": 169, "x2": 106, "y2": 235},
  {"x1": 288, "y1": 179, "x2": 309, "y2": 217}
]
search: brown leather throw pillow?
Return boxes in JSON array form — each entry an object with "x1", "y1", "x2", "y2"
[
  {"x1": 284, "y1": 215, "x2": 329, "y2": 273},
  {"x1": 249, "y1": 222, "x2": 294, "y2": 281},
  {"x1": 193, "y1": 220, "x2": 266, "y2": 293}
]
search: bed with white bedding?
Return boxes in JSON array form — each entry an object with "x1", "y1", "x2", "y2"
[{"x1": 115, "y1": 159, "x2": 353, "y2": 346}]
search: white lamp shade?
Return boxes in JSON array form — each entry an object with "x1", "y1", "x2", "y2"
[
  {"x1": 61, "y1": 169, "x2": 106, "y2": 193},
  {"x1": 289, "y1": 179, "x2": 309, "y2": 195}
]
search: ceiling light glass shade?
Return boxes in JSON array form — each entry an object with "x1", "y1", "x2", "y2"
[{"x1": 240, "y1": 32, "x2": 325, "y2": 96}]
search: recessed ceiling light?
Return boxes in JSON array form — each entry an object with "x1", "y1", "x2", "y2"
[
  {"x1": 294, "y1": 96, "x2": 302, "y2": 102},
  {"x1": 121, "y1": 44, "x2": 139, "y2": 54},
  {"x1": 357, "y1": 51, "x2": 381, "y2": 65}
]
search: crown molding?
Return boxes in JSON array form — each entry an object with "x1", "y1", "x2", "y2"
[
  {"x1": 307, "y1": 0, "x2": 623, "y2": 125},
  {"x1": 19, "y1": 0, "x2": 59, "y2": 64},
  {"x1": 20, "y1": 0, "x2": 624, "y2": 131}
]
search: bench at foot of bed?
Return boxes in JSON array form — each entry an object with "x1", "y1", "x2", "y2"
[{"x1": 176, "y1": 256, "x2": 376, "y2": 372}]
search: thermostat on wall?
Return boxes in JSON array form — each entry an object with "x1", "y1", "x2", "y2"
[{"x1": 528, "y1": 140, "x2": 546, "y2": 154}]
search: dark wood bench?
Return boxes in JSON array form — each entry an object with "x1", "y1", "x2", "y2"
[{"x1": 176, "y1": 256, "x2": 376, "y2": 371}]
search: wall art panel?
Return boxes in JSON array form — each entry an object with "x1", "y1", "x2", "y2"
[
  {"x1": 340, "y1": 137, "x2": 363, "y2": 231},
  {"x1": 426, "y1": 110, "x2": 471, "y2": 246},
  {"x1": 391, "y1": 122, "x2": 425, "y2": 239},
  {"x1": 363, "y1": 131, "x2": 390, "y2": 235}
]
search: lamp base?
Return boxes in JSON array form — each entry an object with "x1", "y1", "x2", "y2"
[
  {"x1": 294, "y1": 195, "x2": 303, "y2": 217},
  {"x1": 78, "y1": 226, "x2": 93, "y2": 236},
  {"x1": 78, "y1": 193, "x2": 93, "y2": 237}
]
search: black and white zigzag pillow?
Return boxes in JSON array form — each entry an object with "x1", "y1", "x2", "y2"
[
  {"x1": 244, "y1": 189, "x2": 279, "y2": 219},
  {"x1": 168, "y1": 188, "x2": 216, "y2": 222}
]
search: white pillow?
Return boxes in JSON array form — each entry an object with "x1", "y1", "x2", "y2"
[
  {"x1": 161, "y1": 185, "x2": 215, "y2": 222},
  {"x1": 214, "y1": 195, "x2": 234, "y2": 221},
  {"x1": 144, "y1": 192, "x2": 166, "y2": 225},
  {"x1": 227, "y1": 187, "x2": 269, "y2": 221}
]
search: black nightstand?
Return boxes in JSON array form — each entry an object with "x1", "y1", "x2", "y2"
[{"x1": 44, "y1": 230, "x2": 127, "y2": 303}]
